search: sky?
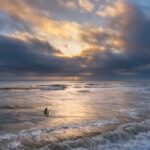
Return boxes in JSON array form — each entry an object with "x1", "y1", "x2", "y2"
[{"x1": 0, "y1": 0, "x2": 150, "y2": 80}]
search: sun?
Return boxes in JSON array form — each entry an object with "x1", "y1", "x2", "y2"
[
  {"x1": 60, "y1": 43, "x2": 84, "y2": 57},
  {"x1": 53, "y1": 40, "x2": 89, "y2": 57}
]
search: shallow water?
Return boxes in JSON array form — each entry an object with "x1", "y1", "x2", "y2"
[{"x1": 0, "y1": 80, "x2": 150, "y2": 149}]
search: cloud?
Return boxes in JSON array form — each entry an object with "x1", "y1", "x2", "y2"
[
  {"x1": 79, "y1": 0, "x2": 94, "y2": 12},
  {"x1": 96, "y1": 0, "x2": 126, "y2": 18},
  {"x1": 0, "y1": 35, "x2": 62, "y2": 75},
  {"x1": 0, "y1": 35, "x2": 86, "y2": 77},
  {"x1": 79, "y1": 0, "x2": 150, "y2": 78},
  {"x1": 0, "y1": 0, "x2": 150, "y2": 79},
  {"x1": 81, "y1": 27, "x2": 123, "y2": 51},
  {"x1": 0, "y1": 0, "x2": 88, "y2": 57},
  {"x1": 57, "y1": 0, "x2": 78, "y2": 10}
]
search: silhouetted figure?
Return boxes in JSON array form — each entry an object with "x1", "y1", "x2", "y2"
[{"x1": 44, "y1": 107, "x2": 49, "y2": 116}]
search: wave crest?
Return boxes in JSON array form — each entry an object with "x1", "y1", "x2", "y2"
[
  {"x1": 0, "y1": 84, "x2": 67, "y2": 91},
  {"x1": 0, "y1": 119, "x2": 150, "y2": 149}
]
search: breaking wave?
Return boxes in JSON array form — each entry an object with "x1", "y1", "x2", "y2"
[
  {"x1": 0, "y1": 119, "x2": 150, "y2": 149},
  {"x1": 41, "y1": 119, "x2": 150, "y2": 150},
  {"x1": 0, "y1": 84, "x2": 67, "y2": 91}
]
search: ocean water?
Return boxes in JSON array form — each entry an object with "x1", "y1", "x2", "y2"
[{"x1": 0, "y1": 80, "x2": 150, "y2": 150}]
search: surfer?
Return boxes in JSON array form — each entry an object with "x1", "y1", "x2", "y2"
[{"x1": 44, "y1": 107, "x2": 49, "y2": 116}]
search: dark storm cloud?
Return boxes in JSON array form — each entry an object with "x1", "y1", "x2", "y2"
[
  {"x1": 0, "y1": 35, "x2": 82, "y2": 76},
  {"x1": 79, "y1": 1, "x2": 150, "y2": 77},
  {"x1": 0, "y1": 36, "x2": 63, "y2": 74},
  {"x1": 0, "y1": 35, "x2": 58, "y2": 74}
]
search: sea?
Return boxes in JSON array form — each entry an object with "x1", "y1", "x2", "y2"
[{"x1": 0, "y1": 80, "x2": 150, "y2": 150}]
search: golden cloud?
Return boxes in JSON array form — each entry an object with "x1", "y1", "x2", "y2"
[
  {"x1": 0, "y1": 0, "x2": 129, "y2": 57},
  {"x1": 96, "y1": 0, "x2": 127, "y2": 17},
  {"x1": 0, "y1": 0, "x2": 90, "y2": 57},
  {"x1": 58, "y1": 0, "x2": 78, "y2": 10},
  {"x1": 79, "y1": 0, "x2": 94, "y2": 12},
  {"x1": 80, "y1": 26, "x2": 125, "y2": 54}
]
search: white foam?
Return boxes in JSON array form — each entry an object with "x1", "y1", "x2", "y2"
[
  {"x1": 120, "y1": 108, "x2": 139, "y2": 118},
  {"x1": 1, "y1": 119, "x2": 150, "y2": 149},
  {"x1": 7, "y1": 141, "x2": 22, "y2": 149},
  {"x1": 0, "y1": 119, "x2": 118, "y2": 149},
  {"x1": 42, "y1": 119, "x2": 150, "y2": 150},
  {"x1": 97, "y1": 131, "x2": 150, "y2": 150},
  {"x1": 90, "y1": 119, "x2": 119, "y2": 127},
  {"x1": 40, "y1": 85, "x2": 67, "y2": 90},
  {"x1": 0, "y1": 133, "x2": 17, "y2": 141}
]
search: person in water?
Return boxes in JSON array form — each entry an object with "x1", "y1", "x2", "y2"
[{"x1": 44, "y1": 107, "x2": 49, "y2": 116}]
